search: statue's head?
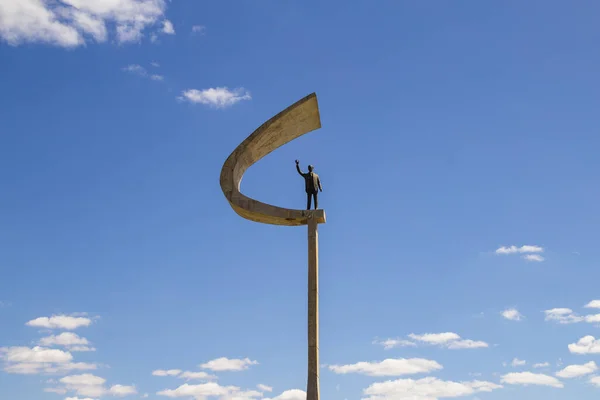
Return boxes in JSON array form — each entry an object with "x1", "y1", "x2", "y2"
[{"x1": 308, "y1": 165, "x2": 314, "y2": 172}]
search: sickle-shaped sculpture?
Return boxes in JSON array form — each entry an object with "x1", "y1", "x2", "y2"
[
  {"x1": 220, "y1": 92, "x2": 324, "y2": 400},
  {"x1": 220, "y1": 92, "x2": 326, "y2": 226}
]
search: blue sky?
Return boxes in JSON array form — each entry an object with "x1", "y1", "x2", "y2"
[{"x1": 1, "y1": 1, "x2": 600, "y2": 399}]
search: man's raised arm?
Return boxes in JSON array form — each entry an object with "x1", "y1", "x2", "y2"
[{"x1": 295, "y1": 160, "x2": 304, "y2": 176}]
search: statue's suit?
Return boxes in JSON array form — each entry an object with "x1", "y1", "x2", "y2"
[{"x1": 296, "y1": 164, "x2": 323, "y2": 210}]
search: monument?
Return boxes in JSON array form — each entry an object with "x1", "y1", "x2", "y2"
[
  {"x1": 295, "y1": 160, "x2": 323, "y2": 210},
  {"x1": 219, "y1": 93, "x2": 325, "y2": 400}
]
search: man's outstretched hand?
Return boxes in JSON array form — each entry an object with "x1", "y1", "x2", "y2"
[{"x1": 295, "y1": 159, "x2": 299, "y2": 164}]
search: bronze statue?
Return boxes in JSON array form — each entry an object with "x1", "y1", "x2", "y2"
[{"x1": 296, "y1": 160, "x2": 323, "y2": 210}]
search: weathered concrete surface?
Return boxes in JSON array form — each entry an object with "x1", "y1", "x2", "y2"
[{"x1": 220, "y1": 93, "x2": 326, "y2": 226}]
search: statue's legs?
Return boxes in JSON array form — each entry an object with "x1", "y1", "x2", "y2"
[{"x1": 307, "y1": 192, "x2": 318, "y2": 210}]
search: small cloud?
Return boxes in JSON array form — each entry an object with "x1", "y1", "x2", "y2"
[
  {"x1": 192, "y1": 25, "x2": 206, "y2": 35},
  {"x1": 257, "y1": 384, "x2": 273, "y2": 392},
  {"x1": 501, "y1": 372, "x2": 563, "y2": 388},
  {"x1": 556, "y1": 361, "x2": 598, "y2": 378},
  {"x1": 328, "y1": 358, "x2": 442, "y2": 377},
  {"x1": 264, "y1": 389, "x2": 305, "y2": 400},
  {"x1": 179, "y1": 371, "x2": 217, "y2": 381},
  {"x1": 122, "y1": 65, "x2": 164, "y2": 82},
  {"x1": 523, "y1": 254, "x2": 544, "y2": 262},
  {"x1": 152, "y1": 369, "x2": 182, "y2": 377},
  {"x1": 150, "y1": 62, "x2": 160, "y2": 68},
  {"x1": 39, "y1": 332, "x2": 95, "y2": 352},
  {"x1": 568, "y1": 336, "x2": 600, "y2": 355},
  {"x1": 110, "y1": 384, "x2": 137, "y2": 396},
  {"x1": 590, "y1": 376, "x2": 600, "y2": 387},
  {"x1": 200, "y1": 357, "x2": 258, "y2": 372},
  {"x1": 544, "y1": 308, "x2": 584, "y2": 324},
  {"x1": 361, "y1": 377, "x2": 501, "y2": 399},
  {"x1": 123, "y1": 64, "x2": 147, "y2": 75},
  {"x1": 495, "y1": 245, "x2": 544, "y2": 255},
  {"x1": 533, "y1": 362, "x2": 550, "y2": 368},
  {"x1": 44, "y1": 387, "x2": 67, "y2": 394},
  {"x1": 179, "y1": 87, "x2": 251, "y2": 109},
  {"x1": 373, "y1": 338, "x2": 416, "y2": 350},
  {"x1": 162, "y1": 20, "x2": 175, "y2": 35},
  {"x1": 407, "y1": 332, "x2": 488, "y2": 349},
  {"x1": 585, "y1": 300, "x2": 600, "y2": 309},
  {"x1": 26, "y1": 314, "x2": 92, "y2": 330},
  {"x1": 511, "y1": 358, "x2": 526, "y2": 367},
  {"x1": 501, "y1": 308, "x2": 524, "y2": 321}
]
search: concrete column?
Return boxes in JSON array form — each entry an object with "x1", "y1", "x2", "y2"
[{"x1": 307, "y1": 216, "x2": 320, "y2": 400}]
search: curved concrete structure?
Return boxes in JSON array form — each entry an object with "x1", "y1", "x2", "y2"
[
  {"x1": 219, "y1": 93, "x2": 325, "y2": 400},
  {"x1": 219, "y1": 92, "x2": 326, "y2": 226}
]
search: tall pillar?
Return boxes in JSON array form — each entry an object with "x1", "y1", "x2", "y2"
[{"x1": 307, "y1": 216, "x2": 320, "y2": 400}]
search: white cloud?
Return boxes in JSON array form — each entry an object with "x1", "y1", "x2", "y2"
[
  {"x1": 59, "y1": 374, "x2": 135, "y2": 398},
  {"x1": 26, "y1": 314, "x2": 92, "y2": 330},
  {"x1": 407, "y1": 332, "x2": 488, "y2": 350},
  {"x1": 2, "y1": 346, "x2": 72, "y2": 364},
  {"x1": 0, "y1": 346, "x2": 97, "y2": 375},
  {"x1": 179, "y1": 371, "x2": 217, "y2": 381},
  {"x1": 44, "y1": 387, "x2": 67, "y2": 394},
  {"x1": 408, "y1": 333, "x2": 460, "y2": 345},
  {"x1": 511, "y1": 358, "x2": 526, "y2": 367},
  {"x1": 585, "y1": 300, "x2": 600, "y2": 309},
  {"x1": 157, "y1": 382, "x2": 262, "y2": 400},
  {"x1": 523, "y1": 254, "x2": 544, "y2": 262},
  {"x1": 373, "y1": 338, "x2": 416, "y2": 350},
  {"x1": 495, "y1": 245, "x2": 544, "y2": 255},
  {"x1": 257, "y1": 384, "x2": 273, "y2": 392},
  {"x1": 39, "y1": 333, "x2": 95, "y2": 352},
  {"x1": 544, "y1": 308, "x2": 584, "y2": 324},
  {"x1": 200, "y1": 357, "x2": 258, "y2": 372},
  {"x1": 362, "y1": 377, "x2": 502, "y2": 400},
  {"x1": 590, "y1": 376, "x2": 600, "y2": 387},
  {"x1": 501, "y1": 308, "x2": 524, "y2": 321},
  {"x1": 60, "y1": 373, "x2": 107, "y2": 398},
  {"x1": 446, "y1": 340, "x2": 488, "y2": 350},
  {"x1": 263, "y1": 389, "x2": 305, "y2": 400},
  {"x1": 533, "y1": 362, "x2": 550, "y2": 368},
  {"x1": 328, "y1": 358, "x2": 442, "y2": 377},
  {"x1": 123, "y1": 64, "x2": 147, "y2": 75},
  {"x1": 0, "y1": 0, "x2": 167, "y2": 47},
  {"x1": 153, "y1": 369, "x2": 182, "y2": 377},
  {"x1": 65, "y1": 397, "x2": 96, "y2": 400},
  {"x1": 179, "y1": 88, "x2": 251, "y2": 109},
  {"x1": 569, "y1": 336, "x2": 600, "y2": 355},
  {"x1": 191, "y1": 25, "x2": 206, "y2": 34},
  {"x1": 556, "y1": 361, "x2": 598, "y2": 378},
  {"x1": 151, "y1": 61, "x2": 160, "y2": 67},
  {"x1": 110, "y1": 384, "x2": 138, "y2": 396},
  {"x1": 501, "y1": 372, "x2": 563, "y2": 388},
  {"x1": 122, "y1": 64, "x2": 164, "y2": 82},
  {"x1": 162, "y1": 19, "x2": 175, "y2": 34}
]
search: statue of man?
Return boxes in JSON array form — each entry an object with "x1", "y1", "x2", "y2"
[{"x1": 295, "y1": 160, "x2": 323, "y2": 210}]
